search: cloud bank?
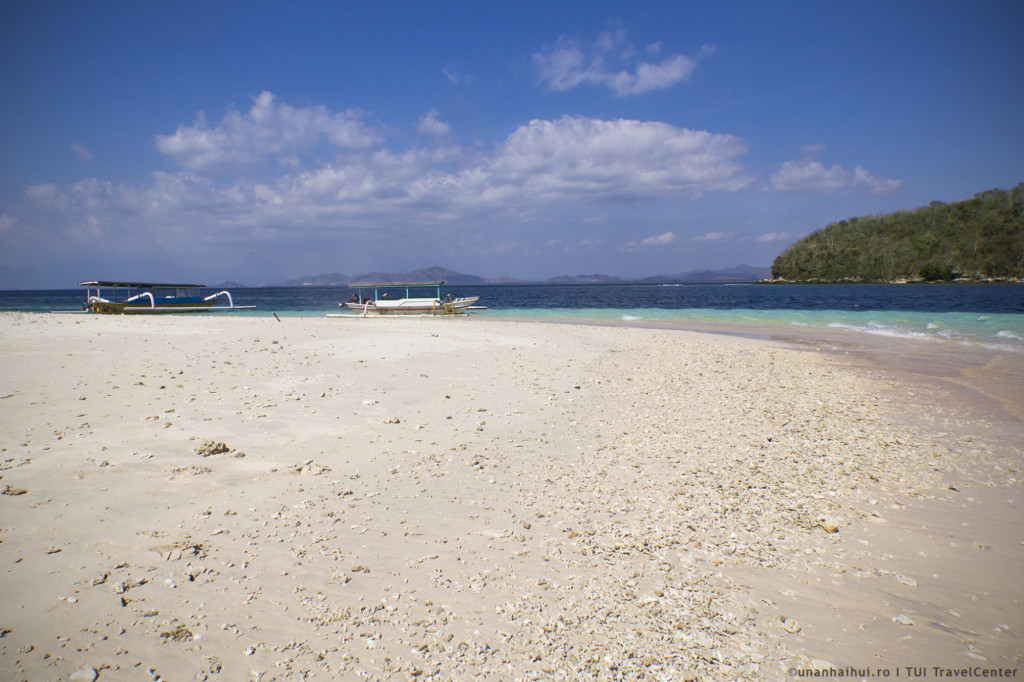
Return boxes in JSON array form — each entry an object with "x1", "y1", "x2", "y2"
[
  {"x1": 12, "y1": 96, "x2": 754, "y2": 259},
  {"x1": 3, "y1": 92, "x2": 899, "y2": 280}
]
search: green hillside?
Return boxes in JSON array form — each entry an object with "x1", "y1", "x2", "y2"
[{"x1": 770, "y1": 184, "x2": 1024, "y2": 282}]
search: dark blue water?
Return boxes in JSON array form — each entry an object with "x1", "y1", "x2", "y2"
[
  {"x1": 446, "y1": 282, "x2": 1024, "y2": 313},
  {"x1": 3, "y1": 283, "x2": 1023, "y2": 351}
]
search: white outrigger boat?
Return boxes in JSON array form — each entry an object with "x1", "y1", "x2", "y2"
[
  {"x1": 335, "y1": 281, "x2": 481, "y2": 316},
  {"x1": 78, "y1": 280, "x2": 254, "y2": 314}
]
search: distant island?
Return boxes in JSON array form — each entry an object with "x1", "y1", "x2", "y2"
[
  {"x1": 771, "y1": 183, "x2": 1024, "y2": 283},
  {"x1": 256, "y1": 264, "x2": 771, "y2": 288}
]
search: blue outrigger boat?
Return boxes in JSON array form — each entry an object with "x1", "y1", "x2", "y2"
[{"x1": 79, "y1": 280, "x2": 252, "y2": 314}]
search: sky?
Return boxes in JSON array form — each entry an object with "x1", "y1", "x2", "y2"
[{"x1": 1, "y1": 1, "x2": 1022, "y2": 288}]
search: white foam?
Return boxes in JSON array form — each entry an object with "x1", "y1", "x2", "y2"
[{"x1": 826, "y1": 320, "x2": 939, "y2": 342}]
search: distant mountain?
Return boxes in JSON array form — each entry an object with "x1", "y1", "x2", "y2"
[
  {"x1": 276, "y1": 266, "x2": 490, "y2": 287},
  {"x1": 546, "y1": 274, "x2": 623, "y2": 283},
  {"x1": 272, "y1": 264, "x2": 769, "y2": 286},
  {"x1": 277, "y1": 272, "x2": 351, "y2": 287},
  {"x1": 351, "y1": 266, "x2": 489, "y2": 285},
  {"x1": 641, "y1": 264, "x2": 771, "y2": 282}
]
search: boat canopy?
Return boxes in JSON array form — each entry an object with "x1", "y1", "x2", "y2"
[
  {"x1": 347, "y1": 281, "x2": 447, "y2": 300},
  {"x1": 79, "y1": 280, "x2": 207, "y2": 288},
  {"x1": 347, "y1": 281, "x2": 445, "y2": 288}
]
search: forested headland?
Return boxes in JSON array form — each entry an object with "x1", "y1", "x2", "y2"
[{"x1": 770, "y1": 183, "x2": 1024, "y2": 282}]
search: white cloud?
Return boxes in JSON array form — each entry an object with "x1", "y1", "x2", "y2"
[
  {"x1": 544, "y1": 237, "x2": 608, "y2": 252},
  {"x1": 0, "y1": 214, "x2": 17, "y2": 236},
  {"x1": 771, "y1": 155, "x2": 901, "y2": 195},
  {"x1": 533, "y1": 38, "x2": 588, "y2": 91},
  {"x1": 641, "y1": 231, "x2": 678, "y2": 247},
  {"x1": 851, "y1": 166, "x2": 902, "y2": 195},
  {"x1": 756, "y1": 231, "x2": 792, "y2": 243},
  {"x1": 621, "y1": 232, "x2": 678, "y2": 252},
  {"x1": 610, "y1": 55, "x2": 697, "y2": 96},
  {"x1": 490, "y1": 239, "x2": 517, "y2": 254},
  {"x1": 487, "y1": 116, "x2": 752, "y2": 200},
  {"x1": 417, "y1": 109, "x2": 451, "y2": 137},
  {"x1": 155, "y1": 91, "x2": 378, "y2": 171},
  {"x1": 772, "y1": 160, "x2": 852, "y2": 192},
  {"x1": 691, "y1": 231, "x2": 734, "y2": 243},
  {"x1": 534, "y1": 30, "x2": 708, "y2": 96},
  {"x1": 442, "y1": 65, "x2": 473, "y2": 87},
  {"x1": 70, "y1": 143, "x2": 93, "y2": 162},
  {"x1": 24, "y1": 183, "x2": 58, "y2": 202}
]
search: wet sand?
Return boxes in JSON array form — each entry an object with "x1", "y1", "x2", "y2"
[{"x1": 0, "y1": 313, "x2": 1020, "y2": 681}]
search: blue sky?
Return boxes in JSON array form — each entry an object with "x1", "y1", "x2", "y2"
[{"x1": 1, "y1": 1, "x2": 1022, "y2": 287}]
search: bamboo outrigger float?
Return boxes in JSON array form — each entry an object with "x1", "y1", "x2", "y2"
[{"x1": 78, "y1": 281, "x2": 254, "y2": 314}]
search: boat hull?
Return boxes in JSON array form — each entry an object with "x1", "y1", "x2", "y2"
[
  {"x1": 79, "y1": 281, "x2": 247, "y2": 315},
  {"x1": 88, "y1": 299, "x2": 216, "y2": 314},
  {"x1": 341, "y1": 296, "x2": 480, "y2": 315}
]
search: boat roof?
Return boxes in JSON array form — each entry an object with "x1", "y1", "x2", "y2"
[
  {"x1": 347, "y1": 281, "x2": 445, "y2": 288},
  {"x1": 79, "y1": 280, "x2": 207, "y2": 288}
]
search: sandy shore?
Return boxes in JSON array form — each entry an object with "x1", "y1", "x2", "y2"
[{"x1": 1, "y1": 313, "x2": 1020, "y2": 681}]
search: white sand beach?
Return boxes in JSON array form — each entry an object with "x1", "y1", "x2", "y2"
[{"x1": 1, "y1": 313, "x2": 1021, "y2": 681}]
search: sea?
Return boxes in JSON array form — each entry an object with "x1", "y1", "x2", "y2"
[{"x1": 3, "y1": 282, "x2": 1024, "y2": 353}]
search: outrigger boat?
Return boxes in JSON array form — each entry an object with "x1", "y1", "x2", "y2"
[
  {"x1": 336, "y1": 281, "x2": 481, "y2": 316},
  {"x1": 79, "y1": 280, "x2": 253, "y2": 314}
]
